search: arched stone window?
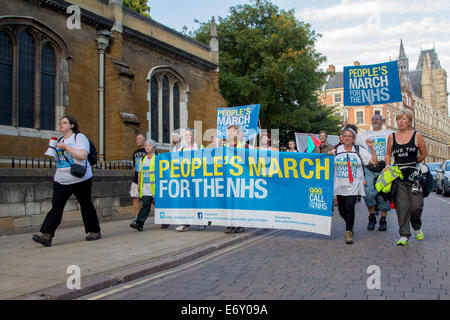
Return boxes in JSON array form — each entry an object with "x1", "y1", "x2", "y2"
[
  {"x1": 146, "y1": 66, "x2": 189, "y2": 149},
  {"x1": 0, "y1": 17, "x2": 70, "y2": 137}
]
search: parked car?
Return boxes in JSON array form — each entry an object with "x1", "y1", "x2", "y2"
[
  {"x1": 436, "y1": 160, "x2": 450, "y2": 197},
  {"x1": 426, "y1": 162, "x2": 441, "y2": 192}
]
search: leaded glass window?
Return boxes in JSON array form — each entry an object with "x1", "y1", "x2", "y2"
[
  {"x1": 18, "y1": 31, "x2": 35, "y2": 128},
  {"x1": 0, "y1": 31, "x2": 12, "y2": 125},
  {"x1": 162, "y1": 75, "x2": 170, "y2": 144},
  {"x1": 173, "y1": 83, "x2": 180, "y2": 131},
  {"x1": 150, "y1": 76, "x2": 158, "y2": 141},
  {"x1": 40, "y1": 44, "x2": 55, "y2": 130}
]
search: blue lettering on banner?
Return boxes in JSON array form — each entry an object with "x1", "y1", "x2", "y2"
[
  {"x1": 155, "y1": 147, "x2": 334, "y2": 235},
  {"x1": 344, "y1": 61, "x2": 402, "y2": 106},
  {"x1": 216, "y1": 104, "x2": 260, "y2": 141}
]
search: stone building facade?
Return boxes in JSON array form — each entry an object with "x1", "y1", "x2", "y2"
[
  {"x1": 0, "y1": 0, "x2": 226, "y2": 163},
  {"x1": 318, "y1": 41, "x2": 449, "y2": 162}
]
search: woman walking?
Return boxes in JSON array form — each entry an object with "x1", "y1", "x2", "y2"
[
  {"x1": 385, "y1": 109, "x2": 427, "y2": 246},
  {"x1": 32, "y1": 115, "x2": 101, "y2": 246},
  {"x1": 333, "y1": 126, "x2": 378, "y2": 244}
]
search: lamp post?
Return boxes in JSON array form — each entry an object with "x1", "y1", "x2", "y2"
[{"x1": 96, "y1": 30, "x2": 111, "y2": 162}]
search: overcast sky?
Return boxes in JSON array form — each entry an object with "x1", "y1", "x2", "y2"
[{"x1": 150, "y1": 0, "x2": 449, "y2": 109}]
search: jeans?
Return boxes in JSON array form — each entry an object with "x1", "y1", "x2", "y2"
[
  {"x1": 41, "y1": 178, "x2": 100, "y2": 237},
  {"x1": 363, "y1": 167, "x2": 391, "y2": 211},
  {"x1": 135, "y1": 196, "x2": 153, "y2": 225}
]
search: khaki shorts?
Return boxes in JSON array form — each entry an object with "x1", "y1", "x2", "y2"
[{"x1": 129, "y1": 182, "x2": 139, "y2": 198}]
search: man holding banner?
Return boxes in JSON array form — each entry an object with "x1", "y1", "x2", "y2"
[
  {"x1": 343, "y1": 60, "x2": 403, "y2": 234},
  {"x1": 356, "y1": 114, "x2": 392, "y2": 232}
]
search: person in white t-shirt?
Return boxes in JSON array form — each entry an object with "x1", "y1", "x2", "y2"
[
  {"x1": 334, "y1": 126, "x2": 378, "y2": 244},
  {"x1": 356, "y1": 114, "x2": 393, "y2": 232},
  {"x1": 32, "y1": 115, "x2": 101, "y2": 247}
]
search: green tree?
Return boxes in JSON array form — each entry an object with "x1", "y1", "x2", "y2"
[
  {"x1": 190, "y1": 0, "x2": 340, "y2": 145},
  {"x1": 123, "y1": 0, "x2": 150, "y2": 17}
]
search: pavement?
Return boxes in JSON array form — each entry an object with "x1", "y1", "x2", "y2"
[{"x1": 0, "y1": 216, "x2": 267, "y2": 300}]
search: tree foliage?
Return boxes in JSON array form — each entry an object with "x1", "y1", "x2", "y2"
[
  {"x1": 189, "y1": 0, "x2": 340, "y2": 145},
  {"x1": 123, "y1": 0, "x2": 150, "y2": 17}
]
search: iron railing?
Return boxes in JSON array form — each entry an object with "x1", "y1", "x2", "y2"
[{"x1": 1, "y1": 156, "x2": 133, "y2": 170}]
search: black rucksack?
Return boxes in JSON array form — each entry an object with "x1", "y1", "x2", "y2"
[
  {"x1": 420, "y1": 169, "x2": 435, "y2": 198},
  {"x1": 59, "y1": 133, "x2": 98, "y2": 166}
]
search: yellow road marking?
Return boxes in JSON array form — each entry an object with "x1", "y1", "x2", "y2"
[{"x1": 87, "y1": 229, "x2": 281, "y2": 300}]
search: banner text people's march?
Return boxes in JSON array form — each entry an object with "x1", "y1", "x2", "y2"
[{"x1": 155, "y1": 147, "x2": 334, "y2": 236}]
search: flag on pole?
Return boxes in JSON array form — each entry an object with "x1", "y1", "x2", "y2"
[{"x1": 306, "y1": 134, "x2": 321, "y2": 153}]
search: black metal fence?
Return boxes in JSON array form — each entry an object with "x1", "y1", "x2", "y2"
[{"x1": 3, "y1": 156, "x2": 133, "y2": 170}]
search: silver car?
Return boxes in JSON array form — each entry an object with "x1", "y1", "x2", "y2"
[{"x1": 436, "y1": 160, "x2": 450, "y2": 197}]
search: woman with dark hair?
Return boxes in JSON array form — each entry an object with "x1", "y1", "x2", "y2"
[{"x1": 32, "y1": 115, "x2": 101, "y2": 246}]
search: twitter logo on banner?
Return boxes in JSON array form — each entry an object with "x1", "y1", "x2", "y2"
[{"x1": 160, "y1": 212, "x2": 165, "y2": 219}]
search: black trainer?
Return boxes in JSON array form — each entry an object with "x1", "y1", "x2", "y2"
[
  {"x1": 32, "y1": 233, "x2": 53, "y2": 247},
  {"x1": 367, "y1": 216, "x2": 377, "y2": 231},
  {"x1": 379, "y1": 218, "x2": 387, "y2": 231},
  {"x1": 224, "y1": 227, "x2": 235, "y2": 234},
  {"x1": 86, "y1": 232, "x2": 102, "y2": 241},
  {"x1": 234, "y1": 227, "x2": 245, "y2": 233},
  {"x1": 130, "y1": 222, "x2": 143, "y2": 231}
]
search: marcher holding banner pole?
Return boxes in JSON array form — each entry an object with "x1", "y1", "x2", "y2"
[
  {"x1": 334, "y1": 127, "x2": 378, "y2": 244},
  {"x1": 224, "y1": 125, "x2": 247, "y2": 233},
  {"x1": 356, "y1": 114, "x2": 392, "y2": 231},
  {"x1": 176, "y1": 128, "x2": 205, "y2": 232}
]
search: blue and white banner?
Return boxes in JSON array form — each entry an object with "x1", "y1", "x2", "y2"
[
  {"x1": 216, "y1": 104, "x2": 260, "y2": 141},
  {"x1": 155, "y1": 147, "x2": 334, "y2": 236},
  {"x1": 343, "y1": 61, "x2": 402, "y2": 106}
]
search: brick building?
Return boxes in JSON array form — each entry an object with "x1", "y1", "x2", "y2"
[
  {"x1": 318, "y1": 40, "x2": 449, "y2": 162},
  {"x1": 0, "y1": 0, "x2": 226, "y2": 163}
]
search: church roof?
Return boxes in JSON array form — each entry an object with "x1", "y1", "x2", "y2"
[
  {"x1": 416, "y1": 49, "x2": 441, "y2": 70},
  {"x1": 408, "y1": 70, "x2": 422, "y2": 98}
]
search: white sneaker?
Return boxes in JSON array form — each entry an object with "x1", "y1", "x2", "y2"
[{"x1": 176, "y1": 225, "x2": 189, "y2": 232}]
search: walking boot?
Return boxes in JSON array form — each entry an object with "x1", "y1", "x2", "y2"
[
  {"x1": 344, "y1": 231, "x2": 353, "y2": 244},
  {"x1": 32, "y1": 233, "x2": 53, "y2": 247},
  {"x1": 367, "y1": 215, "x2": 377, "y2": 231},
  {"x1": 86, "y1": 232, "x2": 102, "y2": 241},
  {"x1": 378, "y1": 217, "x2": 387, "y2": 231}
]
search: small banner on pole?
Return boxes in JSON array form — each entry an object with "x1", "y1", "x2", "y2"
[
  {"x1": 216, "y1": 104, "x2": 260, "y2": 142},
  {"x1": 343, "y1": 61, "x2": 402, "y2": 106}
]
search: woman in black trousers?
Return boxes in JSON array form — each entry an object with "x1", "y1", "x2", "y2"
[{"x1": 32, "y1": 115, "x2": 101, "y2": 246}]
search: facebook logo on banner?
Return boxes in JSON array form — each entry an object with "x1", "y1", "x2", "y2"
[{"x1": 197, "y1": 212, "x2": 203, "y2": 220}]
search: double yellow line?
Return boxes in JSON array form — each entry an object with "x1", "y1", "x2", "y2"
[{"x1": 86, "y1": 229, "x2": 281, "y2": 300}]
